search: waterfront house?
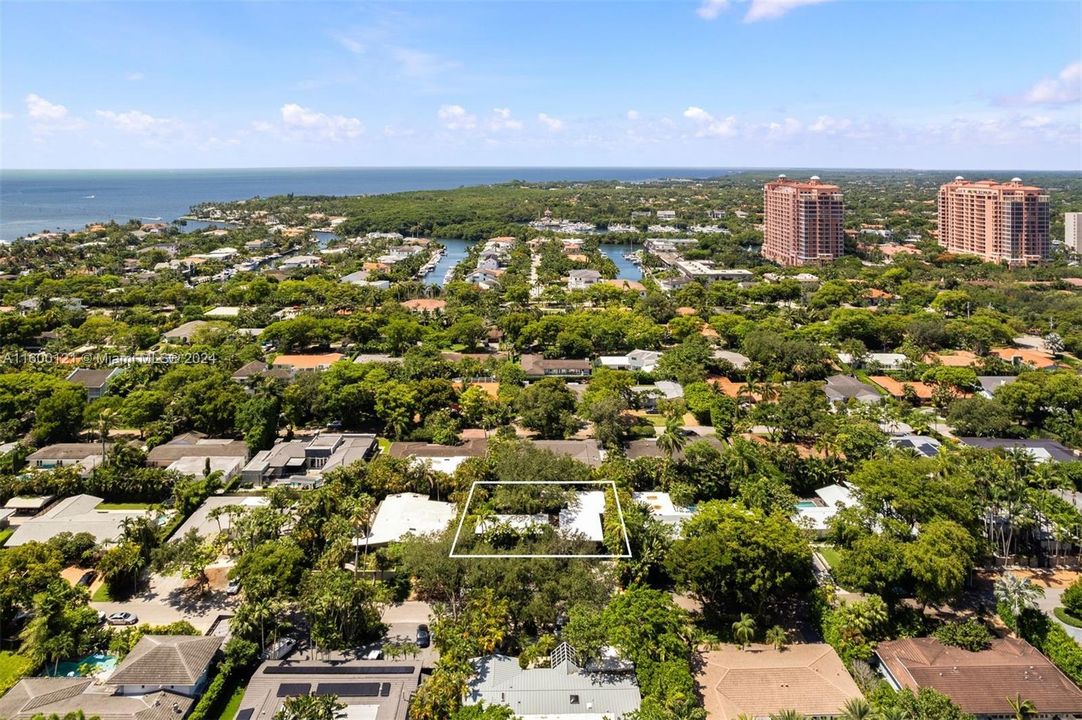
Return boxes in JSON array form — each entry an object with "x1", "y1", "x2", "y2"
[{"x1": 568, "y1": 269, "x2": 602, "y2": 290}]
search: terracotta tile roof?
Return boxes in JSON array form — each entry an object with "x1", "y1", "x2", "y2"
[
  {"x1": 109, "y1": 635, "x2": 223, "y2": 687},
  {"x1": 270, "y1": 353, "x2": 343, "y2": 370},
  {"x1": 707, "y1": 377, "x2": 757, "y2": 400},
  {"x1": 601, "y1": 278, "x2": 646, "y2": 293},
  {"x1": 696, "y1": 643, "x2": 863, "y2": 719},
  {"x1": 991, "y1": 347, "x2": 1058, "y2": 369},
  {"x1": 925, "y1": 350, "x2": 979, "y2": 367},
  {"x1": 868, "y1": 376, "x2": 936, "y2": 400},
  {"x1": 876, "y1": 637, "x2": 1082, "y2": 716},
  {"x1": 401, "y1": 298, "x2": 447, "y2": 312}
]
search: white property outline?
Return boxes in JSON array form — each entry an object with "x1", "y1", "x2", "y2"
[{"x1": 449, "y1": 480, "x2": 633, "y2": 559}]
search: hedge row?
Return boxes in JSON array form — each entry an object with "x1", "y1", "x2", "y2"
[{"x1": 999, "y1": 602, "x2": 1082, "y2": 686}]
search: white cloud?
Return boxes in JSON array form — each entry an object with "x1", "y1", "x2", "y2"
[
  {"x1": 626, "y1": 110, "x2": 641, "y2": 121},
  {"x1": 96, "y1": 109, "x2": 175, "y2": 135},
  {"x1": 696, "y1": 0, "x2": 729, "y2": 20},
  {"x1": 392, "y1": 47, "x2": 460, "y2": 79},
  {"x1": 0, "y1": 112, "x2": 12, "y2": 121},
  {"x1": 383, "y1": 125, "x2": 416, "y2": 138},
  {"x1": 280, "y1": 103, "x2": 364, "y2": 140},
  {"x1": 25, "y1": 93, "x2": 85, "y2": 136},
  {"x1": 538, "y1": 113, "x2": 565, "y2": 131},
  {"x1": 807, "y1": 115, "x2": 852, "y2": 134},
  {"x1": 126, "y1": 71, "x2": 144, "y2": 82},
  {"x1": 767, "y1": 117, "x2": 803, "y2": 136},
  {"x1": 744, "y1": 0, "x2": 834, "y2": 22},
  {"x1": 26, "y1": 93, "x2": 69, "y2": 121},
  {"x1": 1020, "y1": 62, "x2": 1082, "y2": 106},
  {"x1": 331, "y1": 31, "x2": 365, "y2": 55},
  {"x1": 683, "y1": 106, "x2": 738, "y2": 137},
  {"x1": 438, "y1": 104, "x2": 477, "y2": 130},
  {"x1": 490, "y1": 108, "x2": 523, "y2": 131}
]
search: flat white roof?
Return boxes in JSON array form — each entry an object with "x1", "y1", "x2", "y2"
[
  {"x1": 815, "y1": 484, "x2": 855, "y2": 508},
  {"x1": 167, "y1": 456, "x2": 244, "y2": 477},
  {"x1": 412, "y1": 455, "x2": 472, "y2": 474},
  {"x1": 356, "y1": 492, "x2": 455, "y2": 546},
  {"x1": 559, "y1": 490, "x2": 606, "y2": 542},
  {"x1": 633, "y1": 491, "x2": 678, "y2": 516},
  {"x1": 204, "y1": 306, "x2": 241, "y2": 317}
]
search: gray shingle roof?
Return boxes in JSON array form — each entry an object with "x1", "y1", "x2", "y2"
[
  {"x1": 0, "y1": 678, "x2": 194, "y2": 720},
  {"x1": 109, "y1": 635, "x2": 223, "y2": 687}
]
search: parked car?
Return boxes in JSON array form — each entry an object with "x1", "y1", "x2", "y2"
[
  {"x1": 76, "y1": 571, "x2": 96, "y2": 587},
  {"x1": 263, "y1": 637, "x2": 296, "y2": 661},
  {"x1": 415, "y1": 624, "x2": 430, "y2": 648},
  {"x1": 106, "y1": 611, "x2": 138, "y2": 626},
  {"x1": 226, "y1": 579, "x2": 241, "y2": 595}
]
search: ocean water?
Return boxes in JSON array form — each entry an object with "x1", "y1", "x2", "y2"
[{"x1": 0, "y1": 167, "x2": 739, "y2": 242}]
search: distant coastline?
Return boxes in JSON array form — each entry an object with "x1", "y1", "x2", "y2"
[
  {"x1": 0, "y1": 166, "x2": 743, "y2": 241},
  {"x1": 3, "y1": 166, "x2": 1079, "y2": 242}
]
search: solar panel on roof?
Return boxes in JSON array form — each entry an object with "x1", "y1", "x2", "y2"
[
  {"x1": 236, "y1": 710, "x2": 254, "y2": 720},
  {"x1": 264, "y1": 665, "x2": 415, "y2": 675},
  {"x1": 380, "y1": 683, "x2": 390, "y2": 696},
  {"x1": 277, "y1": 683, "x2": 311, "y2": 697},
  {"x1": 315, "y1": 682, "x2": 380, "y2": 697}
]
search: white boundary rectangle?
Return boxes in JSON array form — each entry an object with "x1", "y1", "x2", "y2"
[{"x1": 449, "y1": 480, "x2": 633, "y2": 559}]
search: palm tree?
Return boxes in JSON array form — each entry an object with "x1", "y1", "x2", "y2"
[
  {"x1": 769, "y1": 711, "x2": 805, "y2": 720},
  {"x1": 877, "y1": 707, "x2": 909, "y2": 720},
  {"x1": 97, "y1": 407, "x2": 116, "y2": 465},
  {"x1": 840, "y1": 698, "x2": 874, "y2": 720},
  {"x1": 765, "y1": 625, "x2": 787, "y2": 651},
  {"x1": 994, "y1": 573, "x2": 1045, "y2": 618},
  {"x1": 732, "y1": 613, "x2": 756, "y2": 650},
  {"x1": 656, "y1": 412, "x2": 687, "y2": 461},
  {"x1": 1006, "y1": 694, "x2": 1037, "y2": 720}
]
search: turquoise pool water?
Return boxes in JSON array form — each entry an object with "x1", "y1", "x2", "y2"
[
  {"x1": 795, "y1": 501, "x2": 818, "y2": 508},
  {"x1": 47, "y1": 653, "x2": 117, "y2": 677}
]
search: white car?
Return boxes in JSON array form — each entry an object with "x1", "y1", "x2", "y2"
[{"x1": 106, "y1": 611, "x2": 138, "y2": 626}]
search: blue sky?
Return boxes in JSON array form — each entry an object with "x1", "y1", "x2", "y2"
[{"x1": 1, "y1": 0, "x2": 1079, "y2": 170}]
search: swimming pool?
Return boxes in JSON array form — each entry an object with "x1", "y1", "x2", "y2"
[
  {"x1": 795, "y1": 501, "x2": 819, "y2": 508},
  {"x1": 46, "y1": 653, "x2": 117, "y2": 678}
]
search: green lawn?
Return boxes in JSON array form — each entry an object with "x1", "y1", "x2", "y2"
[
  {"x1": 92, "y1": 583, "x2": 115, "y2": 602},
  {"x1": 816, "y1": 545, "x2": 842, "y2": 568},
  {"x1": 0, "y1": 652, "x2": 33, "y2": 695},
  {"x1": 1054, "y1": 607, "x2": 1082, "y2": 628},
  {"x1": 215, "y1": 682, "x2": 246, "y2": 720},
  {"x1": 96, "y1": 501, "x2": 154, "y2": 511},
  {"x1": 0, "y1": 527, "x2": 14, "y2": 546}
]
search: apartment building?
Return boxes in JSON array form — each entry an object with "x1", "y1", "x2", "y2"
[
  {"x1": 761, "y1": 175, "x2": 845, "y2": 266},
  {"x1": 937, "y1": 177, "x2": 1050, "y2": 266},
  {"x1": 1066, "y1": 211, "x2": 1081, "y2": 254}
]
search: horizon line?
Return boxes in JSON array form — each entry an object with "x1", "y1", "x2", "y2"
[{"x1": 2, "y1": 165, "x2": 1080, "y2": 174}]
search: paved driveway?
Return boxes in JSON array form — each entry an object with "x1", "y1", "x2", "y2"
[
  {"x1": 1010, "y1": 569, "x2": 1082, "y2": 644},
  {"x1": 91, "y1": 567, "x2": 238, "y2": 633},
  {"x1": 382, "y1": 601, "x2": 437, "y2": 667}
]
